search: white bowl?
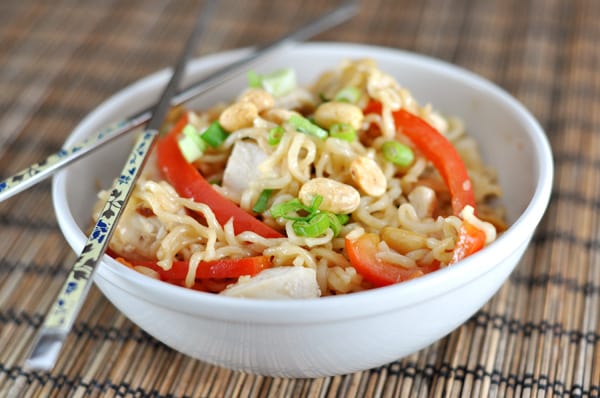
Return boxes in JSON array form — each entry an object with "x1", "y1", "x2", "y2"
[{"x1": 53, "y1": 42, "x2": 553, "y2": 378}]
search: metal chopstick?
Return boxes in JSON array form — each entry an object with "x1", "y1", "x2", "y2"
[
  {"x1": 0, "y1": 0, "x2": 359, "y2": 203},
  {"x1": 23, "y1": 0, "x2": 216, "y2": 371}
]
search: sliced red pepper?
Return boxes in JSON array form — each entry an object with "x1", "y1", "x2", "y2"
[
  {"x1": 156, "y1": 114, "x2": 283, "y2": 239},
  {"x1": 364, "y1": 100, "x2": 476, "y2": 216},
  {"x1": 450, "y1": 221, "x2": 486, "y2": 264},
  {"x1": 360, "y1": 100, "x2": 486, "y2": 270},
  {"x1": 345, "y1": 233, "x2": 439, "y2": 287},
  {"x1": 117, "y1": 255, "x2": 271, "y2": 281}
]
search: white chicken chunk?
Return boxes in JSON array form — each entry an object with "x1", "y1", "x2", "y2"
[
  {"x1": 222, "y1": 140, "x2": 268, "y2": 199},
  {"x1": 408, "y1": 185, "x2": 437, "y2": 219},
  {"x1": 93, "y1": 196, "x2": 164, "y2": 261},
  {"x1": 221, "y1": 267, "x2": 321, "y2": 299}
]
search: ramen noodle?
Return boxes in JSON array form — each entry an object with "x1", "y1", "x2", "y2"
[{"x1": 94, "y1": 59, "x2": 505, "y2": 299}]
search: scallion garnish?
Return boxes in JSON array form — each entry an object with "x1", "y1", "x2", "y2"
[
  {"x1": 201, "y1": 121, "x2": 229, "y2": 148},
  {"x1": 288, "y1": 114, "x2": 328, "y2": 140},
  {"x1": 329, "y1": 123, "x2": 357, "y2": 142},
  {"x1": 252, "y1": 189, "x2": 274, "y2": 213},
  {"x1": 292, "y1": 213, "x2": 330, "y2": 237},
  {"x1": 334, "y1": 86, "x2": 361, "y2": 103},
  {"x1": 269, "y1": 198, "x2": 310, "y2": 220},
  {"x1": 381, "y1": 140, "x2": 414, "y2": 167},
  {"x1": 247, "y1": 70, "x2": 262, "y2": 88},
  {"x1": 246, "y1": 68, "x2": 297, "y2": 97},
  {"x1": 268, "y1": 126, "x2": 285, "y2": 145},
  {"x1": 177, "y1": 135, "x2": 204, "y2": 163},
  {"x1": 177, "y1": 124, "x2": 207, "y2": 163},
  {"x1": 269, "y1": 194, "x2": 348, "y2": 237}
]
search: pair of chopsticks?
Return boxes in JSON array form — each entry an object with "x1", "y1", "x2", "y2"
[{"x1": 23, "y1": 0, "x2": 358, "y2": 371}]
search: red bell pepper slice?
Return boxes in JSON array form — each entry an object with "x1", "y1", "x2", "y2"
[
  {"x1": 450, "y1": 221, "x2": 486, "y2": 264},
  {"x1": 119, "y1": 255, "x2": 271, "y2": 281},
  {"x1": 156, "y1": 114, "x2": 283, "y2": 239},
  {"x1": 364, "y1": 100, "x2": 476, "y2": 215},
  {"x1": 345, "y1": 101, "x2": 486, "y2": 278},
  {"x1": 345, "y1": 233, "x2": 439, "y2": 287}
]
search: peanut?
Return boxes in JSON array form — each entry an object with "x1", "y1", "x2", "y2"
[
  {"x1": 350, "y1": 156, "x2": 387, "y2": 197},
  {"x1": 238, "y1": 88, "x2": 275, "y2": 113},
  {"x1": 218, "y1": 101, "x2": 258, "y2": 132},
  {"x1": 298, "y1": 177, "x2": 361, "y2": 214},
  {"x1": 313, "y1": 101, "x2": 364, "y2": 130},
  {"x1": 381, "y1": 227, "x2": 428, "y2": 254}
]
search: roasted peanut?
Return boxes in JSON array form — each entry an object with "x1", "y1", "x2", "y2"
[
  {"x1": 350, "y1": 156, "x2": 387, "y2": 197},
  {"x1": 261, "y1": 108, "x2": 300, "y2": 125},
  {"x1": 313, "y1": 101, "x2": 364, "y2": 130},
  {"x1": 218, "y1": 101, "x2": 258, "y2": 132},
  {"x1": 238, "y1": 88, "x2": 275, "y2": 112},
  {"x1": 298, "y1": 177, "x2": 361, "y2": 214},
  {"x1": 381, "y1": 227, "x2": 428, "y2": 254}
]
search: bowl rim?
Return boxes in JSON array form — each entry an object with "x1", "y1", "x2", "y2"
[{"x1": 52, "y1": 41, "x2": 553, "y2": 323}]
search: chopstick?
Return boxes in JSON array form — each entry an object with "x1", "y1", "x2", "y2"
[
  {"x1": 23, "y1": 0, "x2": 218, "y2": 371},
  {"x1": 24, "y1": 0, "x2": 359, "y2": 372},
  {"x1": 0, "y1": 0, "x2": 359, "y2": 203}
]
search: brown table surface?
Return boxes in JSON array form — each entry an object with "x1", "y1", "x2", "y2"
[{"x1": 0, "y1": 0, "x2": 598, "y2": 397}]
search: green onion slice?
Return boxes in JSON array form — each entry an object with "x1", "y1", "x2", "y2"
[
  {"x1": 269, "y1": 198, "x2": 310, "y2": 220},
  {"x1": 381, "y1": 140, "x2": 415, "y2": 167},
  {"x1": 268, "y1": 126, "x2": 285, "y2": 145},
  {"x1": 247, "y1": 70, "x2": 262, "y2": 88},
  {"x1": 247, "y1": 68, "x2": 297, "y2": 97},
  {"x1": 329, "y1": 123, "x2": 357, "y2": 142},
  {"x1": 334, "y1": 86, "x2": 361, "y2": 103},
  {"x1": 252, "y1": 189, "x2": 273, "y2": 213},
  {"x1": 292, "y1": 213, "x2": 330, "y2": 237},
  {"x1": 177, "y1": 135, "x2": 204, "y2": 163},
  {"x1": 288, "y1": 114, "x2": 328, "y2": 140},
  {"x1": 201, "y1": 121, "x2": 229, "y2": 148},
  {"x1": 177, "y1": 124, "x2": 207, "y2": 163}
]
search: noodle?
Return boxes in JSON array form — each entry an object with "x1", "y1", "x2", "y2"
[{"x1": 94, "y1": 59, "x2": 504, "y2": 298}]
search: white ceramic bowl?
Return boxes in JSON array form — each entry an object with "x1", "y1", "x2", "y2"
[{"x1": 53, "y1": 42, "x2": 553, "y2": 378}]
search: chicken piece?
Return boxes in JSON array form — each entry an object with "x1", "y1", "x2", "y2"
[
  {"x1": 93, "y1": 196, "x2": 164, "y2": 261},
  {"x1": 221, "y1": 267, "x2": 321, "y2": 299},
  {"x1": 408, "y1": 185, "x2": 437, "y2": 219},
  {"x1": 222, "y1": 140, "x2": 268, "y2": 199}
]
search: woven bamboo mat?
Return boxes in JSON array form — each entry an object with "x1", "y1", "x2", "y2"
[{"x1": 0, "y1": 0, "x2": 598, "y2": 396}]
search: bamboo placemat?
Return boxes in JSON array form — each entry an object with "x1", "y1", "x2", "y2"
[{"x1": 0, "y1": 0, "x2": 598, "y2": 396}]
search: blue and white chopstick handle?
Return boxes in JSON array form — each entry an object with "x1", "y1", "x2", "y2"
[
  {"x1": 0, "y1": 111, "x2": 151, "y2": 203},
  {"x1": 25, "y1": 129, "x2": 158, "y2": 370}
]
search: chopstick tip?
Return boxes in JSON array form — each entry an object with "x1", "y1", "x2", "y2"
[{"x1": 24, "y1": 331, "x2": 65, "y2": 372}]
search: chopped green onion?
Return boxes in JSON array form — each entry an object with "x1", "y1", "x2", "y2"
[
  {"x1": 252, "y1": 189, "x2": 273, "y2": 213},
  {"x1": 288, "y1": 114, "x2": 328, "y2": 140},
  {"x1": 260, "y1": 68, "x2": 296, "y2": 97},
  {"x1": 334, "y1": 86, "x2": 361, "y2": 103},
  {"x1": 247, "y1": 68, "x2": 297, "y2": 96},
  {"x1": 270, "y1": 195, "x2": 349, "y2": 237},
  {"x1": 336, "y1": 213, "x2": 350, "y2": 225},
  {"x1": 382, "y1": 140, "x2": 415, "y2": 167},
  {"x1": 269, "y1": 198, "x2": 309, "y2": 220},
  {"x1": 177, "y1": 135, "x2": 204, "y2": 163},
  {"x1": 319, "y1": 92, "x2": 330, "y2": 102},
  {"x1": 268, "y1": 126, "x2": 285, "y2": 145},
  {"x1": 308, "y1": 194, "x2": 323, "y2": 212},
  {"x1": 247, "y1": 70, "x2": 262, "y2": 88},
  {"x1": 177, "y1": 124, "x2": 207, "y2": 163},
  {"x1": 326, "y1": 212, "x2": 344, "y2": 237},
  {"x1": 329, "y1": 123, "x2": 357, "y2": 142},
  {"x1": 201, "y1": 121, "x2": 229, "y2": 148},
  {"x1": 292, "y1": 213, "x2": 330, "y2": 237},
  {"x1": 269, "y1": 195, "x2": 323, "y2": 221}
]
